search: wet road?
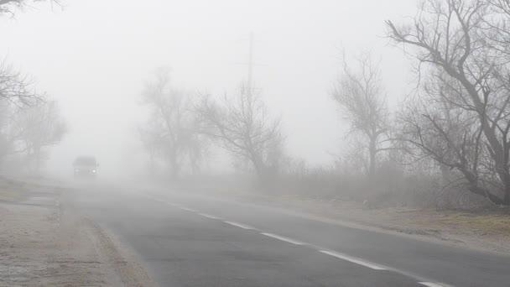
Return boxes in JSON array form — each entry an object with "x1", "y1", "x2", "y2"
[{"x1": 65, "y1": 183, "x2": 510, "y2": 287}]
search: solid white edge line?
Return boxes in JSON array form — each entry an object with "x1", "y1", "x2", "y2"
[
  {"x1": 198, "y1": 213, "x2": 221, "y2": 220},
  {"x1": 319, "y1": 250, "x2": 387, "y2": 270},
  {"x1": 224, "y1": 221, "x2": 256, "y2": 230},
  {"x1": 261, "y1": 233, "x2": 306, "y2": 245},
  {"x1": 139, "y1": 193, "x2": 450, "y2": 287}
]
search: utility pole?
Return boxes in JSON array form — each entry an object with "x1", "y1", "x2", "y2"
[{"x1": 247, "y1": 32, "x2": 254, "y2": 97}]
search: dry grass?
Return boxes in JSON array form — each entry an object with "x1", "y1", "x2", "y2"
[
  {"x1": 0, "y1": 182, "x2": 27, "y2": 201},
  {"x1": 430, "y1": 210, "x2": 510, "y2": 236}
]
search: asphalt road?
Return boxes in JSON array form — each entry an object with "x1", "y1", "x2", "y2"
[{"x1": 64, "y1": 182, "x2": 510, "y2": 287}]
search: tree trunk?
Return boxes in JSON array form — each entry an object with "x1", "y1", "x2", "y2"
[
  {"x1": 368, "y1": 134, "x2": 377, "y2": 179},
  {"x1": 440, "y1": 164, "x2": 452, "y2": 187},
  {"x1": 445, "y1": 68, "x2": 510, "y2": 205},
  {"x1": 250, "y1": 153, "x2": 272, "y2": 184}
]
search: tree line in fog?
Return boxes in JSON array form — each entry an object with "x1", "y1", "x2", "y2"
[
  {"x1": 2, "y1": 0, "x2": 510, "y2": 208},
  {"x1": 0, "y1": 1, "x2": 67, "y2": 175},
  {"x1": 139, "y1": 0, "x2": 510, "y2": 208},
  {"x1": 0, "y1": 61, "x2": 66, "y2": 174}
]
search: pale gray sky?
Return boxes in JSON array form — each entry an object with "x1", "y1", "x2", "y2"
[{"x1": 1, "y1": 0, "x2": 417, "y2": 177}]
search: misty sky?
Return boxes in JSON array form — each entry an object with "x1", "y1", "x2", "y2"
[{"x1": 1, "y1": 0, "x2": 417, "y2": 177}]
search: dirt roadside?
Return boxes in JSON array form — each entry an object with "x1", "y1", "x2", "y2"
[
  {"x1": 271, "y1": 196, "x2": 510, "y2": 254},
  {"x1": 0, "y1": 180, "x2": 157, "y2": 287}
]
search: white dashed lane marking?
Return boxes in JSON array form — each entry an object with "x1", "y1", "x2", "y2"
[
  {"x1": 319, "y1": 250, "x2": 387, "y2": 270},
  {"x1": 198, "y1": 213, "x2": 222, "y2": 220},
  {"x1": 140, "y1": 193, "x2": 452, "y2": 287},
  {"x1": 419, "y1": 282, "x2": 446, "y2": 287},
  {"x1": 261, "y1": 232, "x2": 307, "y2": 245},
  {"x1": 224, "y1": 221, "x2": 257, "y2": 230},
  {"x1": 179, "y1": 207, "x2": 198, "y2": 212}
]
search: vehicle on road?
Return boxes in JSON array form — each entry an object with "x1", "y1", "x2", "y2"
[{"x1": 73, "y1": 156, "x2": 98, "y2": 178}]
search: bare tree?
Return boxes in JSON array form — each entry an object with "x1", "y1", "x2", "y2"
[
  {"x1": 138, "y1": 120, "x2": 163, "y2": 177},
  {"x1": 0, "y1": 100, "x2": 12, "y2": 162},
  {"x1": 331, "y1": 53, "x2": 389, "y2": 178},
  {"x1": 387, "y1": 0, "x2": 510, "y2": 205},
  {"x1": 197, "y1": 86, "x2": 284, "y2": 183},
  {"x1": 0, "y1": 61, "x2": 42, "y2": 107},
  {"x1": 0, "y1": 0, "x2": 58, "y2": 16},
  {"x1": 140, "y1": 67, "x2": 207, "y2": 179},
  {"x1": 0, "y1": 0, "x2": 62, "y2": 171},
  {"x1": 10, "y1": 100, "x2": 66, "y2": 171},
  {"x1": 398, "y1": 74, "x2": 495, "y2": 201},
  {"x1": 0, "y1": 61, "x2": 48, "y2": 167}
]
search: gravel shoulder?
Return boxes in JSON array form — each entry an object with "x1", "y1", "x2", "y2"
[{"x1": 0, "y1": 179, "x2": 157, "y2": 287}]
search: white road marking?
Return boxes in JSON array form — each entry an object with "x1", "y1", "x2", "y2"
[
  {"x1": 261, "y1": 233, "x2": 306, "y2": 245},
  {"x1": 179, "y1": 207, "x2": 197, "y2": 212},
  {"x1": 198, "y1": 213, "x2": 222, "y2": 220},
  {"x1": 319, "y1": 250, "x2": 387, "y2": 270},
  {"x1": 140, "y1": 193, "x2": 449, "y2": 286},
  {"x1": 224, "y1": 221, "x2": 257, "y2": 230},
  {"x1": 419, "y1": 283, "x2": 446, "y2": 287}
]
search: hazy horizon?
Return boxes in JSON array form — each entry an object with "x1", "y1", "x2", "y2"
[{"x1": 1, "y1": 0, "x2": 417, "y2": 178}]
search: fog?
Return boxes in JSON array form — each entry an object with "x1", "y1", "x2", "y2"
[
  {"x1": 1, "y1": 0, "x2": 416, "y2": 179},
  {"x1": 4, "y1": 2, "x2": 510, "y2": 286}
]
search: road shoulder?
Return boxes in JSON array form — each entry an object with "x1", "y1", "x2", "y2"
[{"x1": 0, "y1": 179, "x2": 157, "y2": 287}]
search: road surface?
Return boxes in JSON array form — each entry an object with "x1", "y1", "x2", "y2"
[{"x1": 64, "y1": 182, "x2": 510, "y2": 287}]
